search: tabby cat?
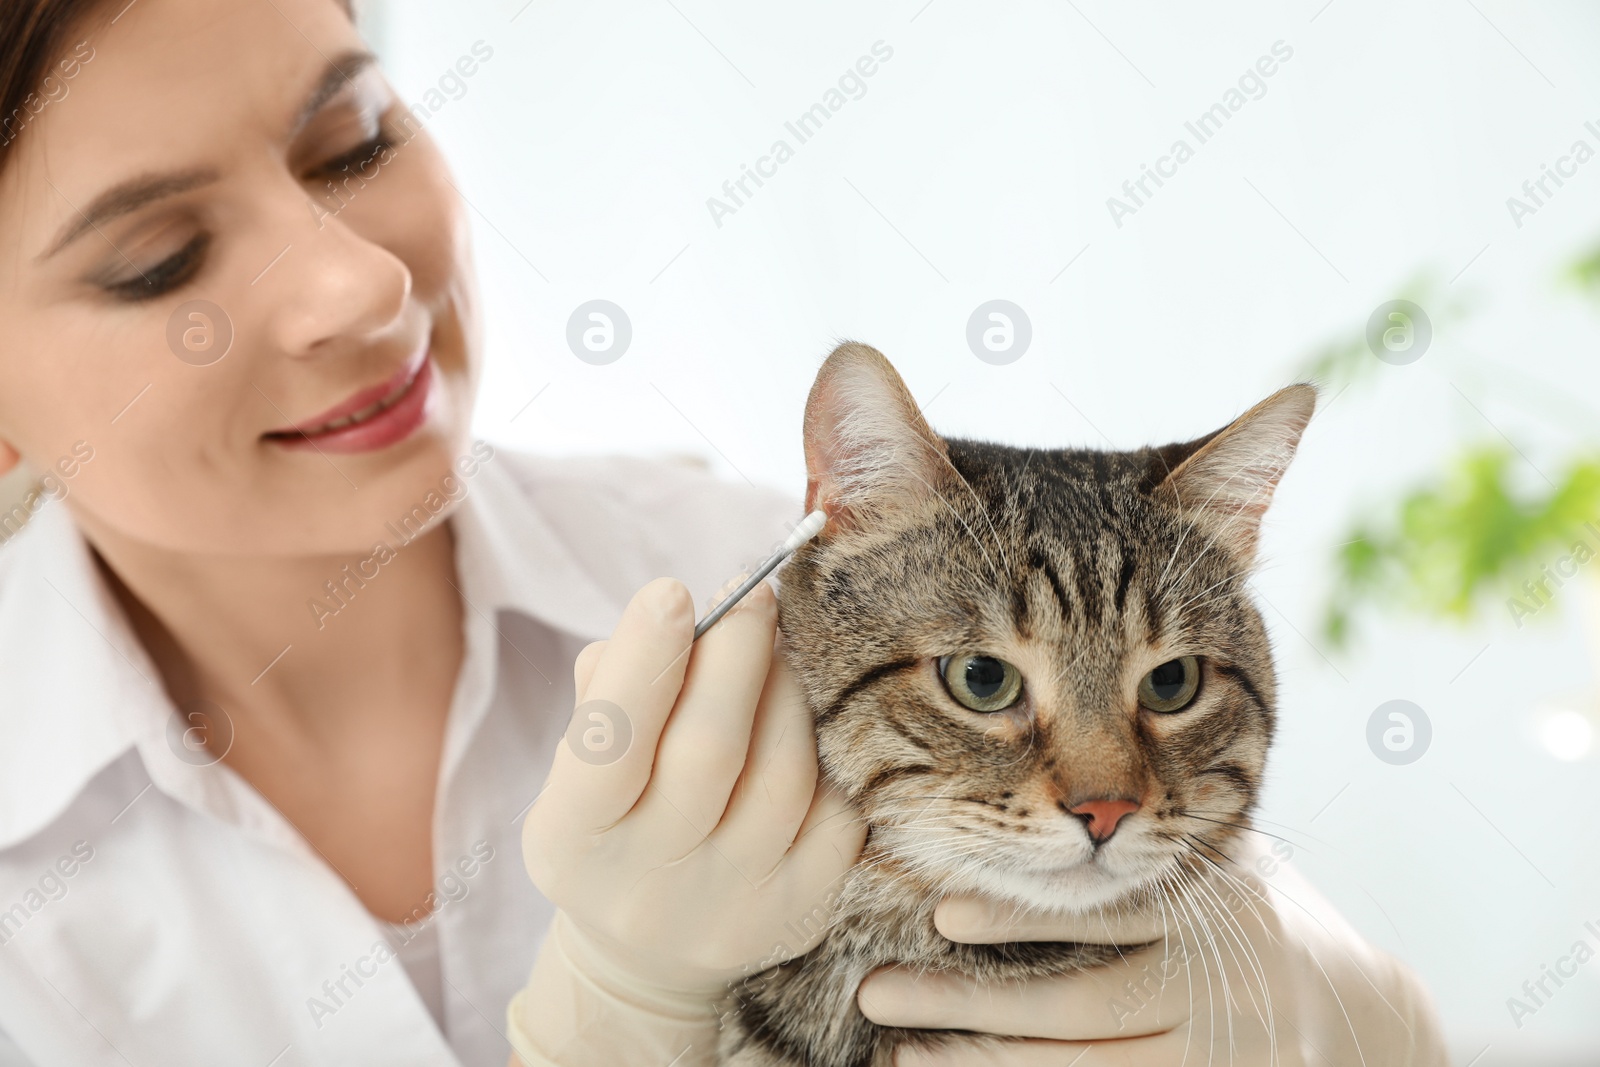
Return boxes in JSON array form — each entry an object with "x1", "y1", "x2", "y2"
[{"x1": 717, "y1": 342, "x2": 1315, "y2": 1067}]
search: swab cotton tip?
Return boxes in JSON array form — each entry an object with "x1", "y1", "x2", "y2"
[{"x1": 782, "y1": 508, "x2": 829, "y2": 553}]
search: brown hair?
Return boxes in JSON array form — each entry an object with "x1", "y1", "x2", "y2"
[
  {"x1": 0, "y1": 1, "x2": 101, "y2": 165},
  {"x1": 0, "y1": 0, "x2": 355, "y2": 173}
]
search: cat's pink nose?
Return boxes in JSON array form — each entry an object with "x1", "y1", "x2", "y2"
[{"x1": 1069, "y1": 798, "x2": 1140, "y2": 844}]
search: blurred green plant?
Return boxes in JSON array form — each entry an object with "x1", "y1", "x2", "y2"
[
  {"x1": 1295, "y1": 270, "x2": 1472, "y2": 399},
  {"x1": 1568, "y1": 244, "x2": 1600, "y2": 294},
  {"x1": 1322, "y1": 446, "x2": 1600, "y2": 647},
  {"x1": 1302, "y1": 265, "x2": 1600, "y2": 648}
]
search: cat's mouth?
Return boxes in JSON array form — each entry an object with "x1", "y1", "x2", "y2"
[
  {"x1": 982, "y1": 841, "x2": 1180, "y2": 913},
  {"x1": 1028, "y1": 855, "x2": 1122, "y2": 882}
]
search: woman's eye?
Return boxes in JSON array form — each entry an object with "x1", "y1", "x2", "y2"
[
  {"x1": 104, "y1": 232, "x2": 209, "y2": 302},
  {"x1": 312, "y1": 133, "x2": 391, "y2": 179},
  {"x1": 938, "y1": 653, "x2": 1023, "y2": 713},
  {"x1": 1138, "y1": 655, "x2": 1201, "y2": 713}
]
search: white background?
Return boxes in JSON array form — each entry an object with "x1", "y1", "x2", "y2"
[{"x1": 9, "y1": 0, "x2": 1598, "y2": 1062}]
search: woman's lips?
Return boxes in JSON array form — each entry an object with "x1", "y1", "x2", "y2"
[
  {"x1": 267, "y1": 347, "x2": 428, "y2": 434},
  {"x1": 264, "y1": 353, "x2": 435, "y2": 455}
]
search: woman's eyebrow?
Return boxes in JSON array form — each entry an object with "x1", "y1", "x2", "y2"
[
  {"x1": 290, "y1": 49, "x2": 379, "y2": 138},
  {"x1": 41, "y1": 168, "x2": 220, "y2": 260},
  {"x1": 40, "y1": 49, "x2": 380, "y2": 261}
]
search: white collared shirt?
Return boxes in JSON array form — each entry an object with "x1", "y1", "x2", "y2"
[{"x1": 0, "y1": 445, "x2": 801, "y2": 1067}]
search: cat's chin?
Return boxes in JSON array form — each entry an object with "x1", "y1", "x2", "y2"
[{"x1": 963, "y1": 853, "x2": 1169, "y2": 915}]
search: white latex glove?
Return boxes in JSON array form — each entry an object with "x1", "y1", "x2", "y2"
[
  {"x1": 857, "y1": 834, "x2": 1449, "y2": 1066},
  {"x1": 508, "y1": 576, "x2": 867, "y2": 1067}
]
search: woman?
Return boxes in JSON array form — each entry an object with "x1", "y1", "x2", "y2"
[{"x1": 0, "y1": 0, "x2": 1449, "y2": 1064}]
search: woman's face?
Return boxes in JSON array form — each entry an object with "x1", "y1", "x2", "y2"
[{"x1": 0, "y1": 0, "x2": 481, "y2": 557}]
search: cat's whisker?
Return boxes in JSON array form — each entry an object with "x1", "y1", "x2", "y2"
[
  {"x1": 1177, "y1": 812, "x2": 1315, "y2": 861},
  {"x1": 1173, "y1": 581, "x2": 1275, "y2": 624},
  {"x1": 873, "y1": 826, "x2": 1005, "y2": 846},
  {"x1": 1176, "y1": 843, "x2": 1280, "y2": 1061},
  {"x1": 1188, "y1": 899, "x2": 1227, "y2": 1067},
  {"x1": 1171, "y1": 810, "x2": 1249, "y2": 831},
  {"x1": 1155, "y1": 498, "x2": 1193, "y2": 597},
  {"x1": 1155, "y1": 875, "x2": 1209, "y2": 1067},
  {"x1": 1152, "y1": 884, "x2": 1202, "y2": 1067},
  {"x1": 867, "y1": 812, "x2": 983, "y2": 828},
  {"x1": 1164, "y1": 538, "x2": 1237, "y2": 609},
  {"x1": 1199, "y1": 811, "x2": 1338, "y2": 853},
  {"x1": 1187, "y1": 843, "x2": 1327, "y2": 1067},
  {"x1": 1178, "y1": 837, "x2": 1282, "y2": 954},
  {"x1": 869, "y1": 786, "x2": 974, "y2": 842},
  {"x1": 1250, "y1": 877, "x2": 1382, "y2": 1067},
  {"x1": 1161, "y1": 458, "x2": 1287, "y2": 620},
  {"x1": 1178, "y1": 873, "x2": 1244, "y2": 1067},
  {"x1": 1208, "y1": 844, "x2": 1413, "y2": 1064},
  {"x1": 1181, "y1": 832, "x2": 1235, "y2": 867},
  {"x1": 856, "y1": 843, "x2": 999, "y2": 887},
  {"x1": 1167, "y1": 873, "x2": 1221, "y2": 1067},
  {"x1": 1171, "y1": 866, "x2": 1233, "y2": 1067},
  {"x1": 1170, "y1": 570, "x2": 1246, "y2": 616},
  {"x1": 1200, "y1": 915, "x2": 1282, "y2": 1067},
  {"x1": 901, "y1": 466, "x2": 1007, "y2": 589},
  {"x1": 923, "y1": 443, "x2": 1016, "y2": 581}
]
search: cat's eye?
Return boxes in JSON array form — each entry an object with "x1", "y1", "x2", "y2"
[
  {"x1": 938, "y1": 653, "x2": 1023, "y2": 713},
  {"x1": 1138, "y1": 655, "x2": 1200, "y2": 713}
]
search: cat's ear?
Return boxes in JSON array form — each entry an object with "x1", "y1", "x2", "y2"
[
  {"x1": 1151, "y1": 384, "x2": 1317, "y2": 561},
  {"x1": 802, "y1": 341, "x2": 950, "y2": 536}
]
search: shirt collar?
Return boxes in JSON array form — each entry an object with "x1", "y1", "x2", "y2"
[
  {"x1": 449, "y1": 445, "x2": 624, "y2": 646},
  {"x1": 0, "y1": 445, "x2": 624, "y2": 851},
  {"x1": 0, "y1": 491, "x2": 171, "y2": 850}
]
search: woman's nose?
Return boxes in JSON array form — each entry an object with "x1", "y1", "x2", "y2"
[{"x1": 259, "y1": 196, "x2": 411, "y2": 358}]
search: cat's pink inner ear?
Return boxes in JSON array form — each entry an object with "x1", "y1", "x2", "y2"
[
  {"x1": 801, "y1": 342, "x2": 949, "y2": 535},
  {"x1": 1156, "y1": 383, "x2": 1317, "y2": 561},
  {"x1": 802, "y1": 399, "x2": 856, "y2": 529}
]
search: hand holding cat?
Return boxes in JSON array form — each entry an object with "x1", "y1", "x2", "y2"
[
  {"x1": 520, "y1": 575, "x2": 866, "y2": 999},
  {"x1": 857, "y1": 835, "x2": 1449, "y2": 1065}
]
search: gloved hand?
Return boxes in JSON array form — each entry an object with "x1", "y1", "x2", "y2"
[
  {"x1": 508, "y1": 576, "x2": 867, "y2": 1067},
  {"x1": 856, "y1": 833, "x2": 1450, "y2": 1066}
]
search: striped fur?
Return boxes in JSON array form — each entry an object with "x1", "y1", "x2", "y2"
[{"x1": 719, "y1": 344, "x2": 1315, "y2": 1066}]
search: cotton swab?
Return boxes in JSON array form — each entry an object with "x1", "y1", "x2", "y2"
[{"x1": 692, "y1": 508, "x2": 828, "y2": 640}]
